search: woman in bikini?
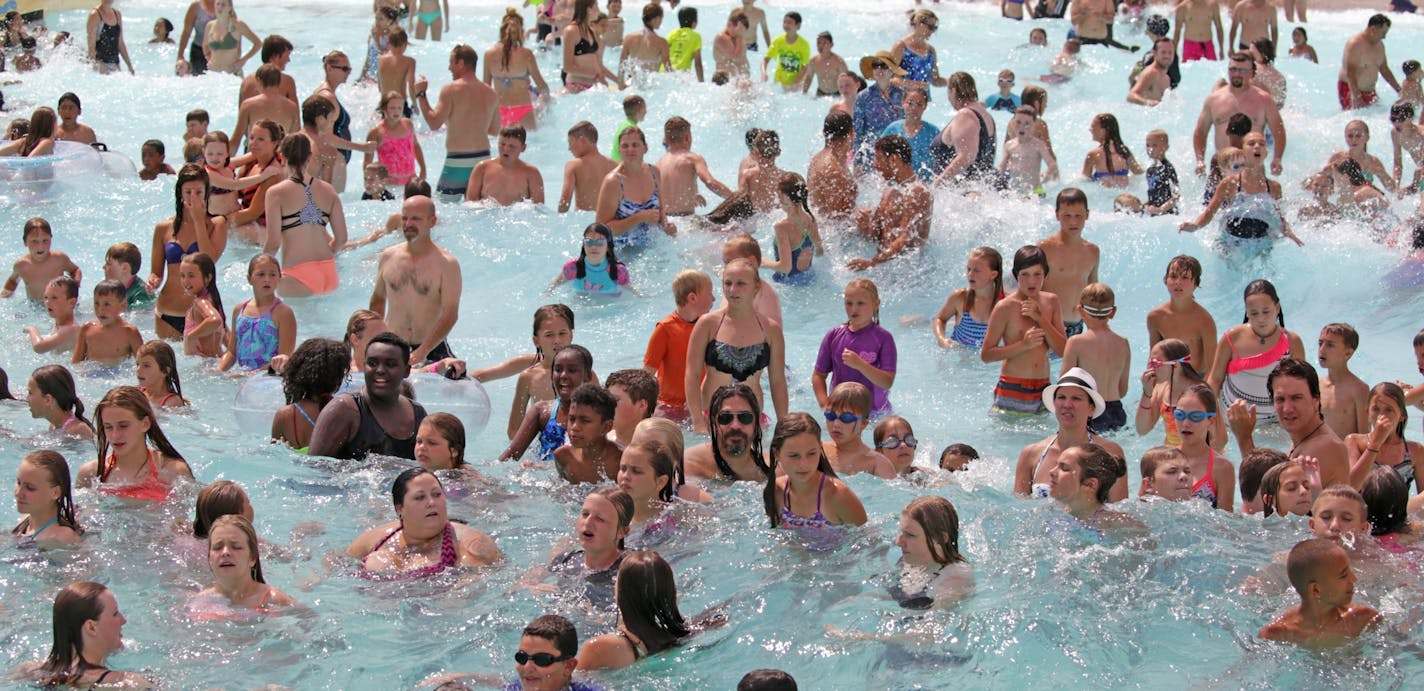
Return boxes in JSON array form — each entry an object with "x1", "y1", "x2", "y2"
[
  {"x1": 411, "y1": 0, "x2": 448, "y2": 41},
  {"x1": 148, "y1": 164, "x2": 228, "y2": 340},
  {"x1": 1345, "y1": 383, "x2": 1424, "y2": 493},
  {"x1": 1179, "y1": 132, "x2": 1303, "y2": 255},
  {"x1": 272, "y1": 337, "x2": 349, "y2": 452},
  {"x1": 485, "y1": 9, "x2": 548, "y2": 130},
  {"x1": 1205, "y1": 279, "x2": 1306, "y2": 425},
  {"x1": 595, "y1": 126, "x2": 675, "y2": 248},
  {"x1": 1173, "y1": 384, "x2": 1236, "y2": 511},
  {"x1": 25, "y1": 364, "x2": 96, "y2": 442},
  {"x1": 202, "y1": 0, "x2": 259, "y2": 75},
  {"x1": 190, "y1": 515, "x2": 296, "y2": 616},
  {"x1": 1082, "y1": 113, "x2": 1142, "y2": 189},
  {"x1": 763, "y1": 413, "x2": 868, "y2": 533},
  {"x1": 13, "y1": 450, "x2": 83, "y2": 548},
  {"x1": 229, "y1": 120, "x2": 284, "y2": 244},
  {"x1": 576, "y1": 550, "x2": 728, "y2": 671},
  {"x1": 562, "y1": 0, "x2": 614, "y2": 93},
  {"x1": 263, "y1": 134, "x2": 347, "y2": 297},
  {"x1": 683, "y1": 259, "x2": 789, "y2": 434},
  {"x1": 761, "y1": 172, "x2": 823, "y2": 286},
  {"x1": 346, "y1": 468, "x2": 501, "y2": 578},
  {"x1": 22, "y1": 582, "x2": 152, "y2": 687},
  {"x1": 77, "y1": 386, "x2": 194, "y2": 502}
]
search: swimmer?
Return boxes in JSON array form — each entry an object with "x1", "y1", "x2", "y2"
[
  {"x1": 1135, "y1": 338, "x2": 1214, "y2": 447},
  {"x1": 136, "y1": 341, "x2": 188, "y2": 409},
  {"x1": 1128, "y1": 40, "x2": 1176, "y2": 107},
  {"x1": 191, "y1": 515, "x2": 295, "y2": 614},
  {"x1": 552, "y1": 224, "x2": 632, "y2": 298},
  {"x1": 150, "y1": 166, "x2": 229, "y2": 342},
  {"x1": 26, "y1": 365, "x2": 95, "y2": 443},
  {"x1": 526, "y1": 486, "x2": 631, "y2": 610},
  {"x1": 644, "y1": 270, "x2": 714, "y2": 422},
  {"x1": 559, "y1": 121, "x2": 617, "y2": 213},
  {"x1": 685, "y1": 383, "x2": 773, "y2": 482},
  {"x1": 1344, "y1": 383, "x2": 1423, "y2": 493},
  {"x1": 1083, "y1": 114, "x2": 1142, "y2": 188},
  {"x1": 873, "y1": 416, "x2": 921, "y2": 475},
  {"x1": 933, "y1": 73, "x2": 997, "y2": 185},
  {"x1": 0, "y1": 107, "x2": 56, "y2": 159},
  {"x1": 53, "y1": 94, "x2": 98, "y2": 145},
  {"x1": 1060, "y1": 283, "x2": 1130, "y2": 433},
  {"x1": 179, "y1": 254, "x2": 225, "y2": 359},
  {"x1": 1146, "y1": 256, "x2": 1216, "y2": 374},
  {"x1": 618, "y1": 439, "x2": 678, "y2": 535},
  {"x1": 502, "y1": 345, "x2": 596, "y2": 462},
  {"x1": 604, "y1": 369, "x2": 656, "y2": 447},
  {"x1": 892, "y1": 496, "x2": 973, "y2": 609},
  {"x1": 309, "y1": 333, "x2": 425, "y2": 460},
  {"x1": 16, "y1": 582, "x2": 153, "y2": 687},
  {"x1": 77, "y1": 386, "x2": 195, "y2": 500},
  {"x1": 1338, "y1": 15, "x2": 1398, "y2": 112},
  {"x1": 806, "y1": 111, "x2": 858, "y2": 221},
  {"x1": 1259, "y1": 460, "x2": 1315, "y2": 517},
  {"x1": 103, "y1": 242, "x2": 152, "y2": 309},
  {"x1": 1143, "y1": 130, "x2": 1180, "y2": 214},
  {"x1": 684, "y1": 259, "x2": 788, "y2": 434},
  {"x1": 577, "y1": 550, "x2": 728, "y2": 670},
  {"x1": 620, "y1": 3, "x2": 672, "y2": 79},
  {"x1": 202, "y1": 0, "x2": 259, "y2": 76},
  {"x1": 940, "y1": 443, "x2": 979, "y2": 472},
  {"x1": 1361, "y1": 467, "x2": 1421, "y2": 551},
  {"x1": 1180, "y1": 132, "x2": 1303, "y2": 253},
  {"x1": 346, "y1": 468, "x2": 501, "y2": 578},
  {"x1": 562, "y1": 1, "x2": 617, "y2": 93},
  {"x1": 1138, "y1": 446, "x2": 1194, "y2": 501},
  {"x1": 630, "y1": 417, "x2": 712, "y2": 503},
  {"x1": 596, "y1": 126, "x2": 676, "y2": 248},
  {"x1": 3, "y1": 218, "x2": 81, "y2": 301},
  {"x1": 820, "y1": 383, "x2": 895, "y2": 479},
  {"x1": 1192, "y1": 54, "x2": 1286, "y2": 177},
  {"x1": 983, "y1": 246, "x2": 1067, "y2": 415},
  {"x1": 800, "y1": 31, "x2": 849, "y2": 96},
  {"x1": 997, "y1": 107, "x2": 1057, "y2": 196},
  {"x1": 1248, "y1": 38, "x2": 1285, "y2": 109},
  {"x1": 1039, "y1": 38, "x2": 1080, "y2": 84},
  {"x1": 553, "y1": 383, "x2": 623, "y2": 483},
  {"x1": 479, "y1": 304, "x2": 580, "y2": 439},
  {"x1": 1322, "y1": 120, "x2": 1398, "y2": 197},
  {"x1": 227, "y1": 122, "x2": 283, "y2": 243},
  {"x1": 1259, "y1": 539, "x2": 1380, "y2": 648},
  {"x1": 1228, "y1": 0, "x2": 1277, "y2": 53},
  {"x1": 813, "y1": 279, "x2": 895, "y2": 418},
  {"x1": 25, "y1": 277, "x2": 80, "y2": 354},
  {"x1": 218, "y1": 254, "x2": 296, "y2": 373},
  {"x1": 1389, "y1": 103, "x2": 1424, "y2": 196},
  {"x1": 1317, "y1": 324, "x2": 1368, "y2": 438},
  {"x1": 713, "y1": 9, "x2": 750, "y2": 77},
  {"x1": 1240, "y1": 447, "x2": 1291, "y2": 514},
  {"x1": 13, "y1": 450, "x2": 83, "y2": 548},
  {"x1": 271, "y1": 337, "x2": 348, "y2": 452},
  {"x1": 720, "y1": 234, "x2": 783, "y2": 324},
  {"x1": 371, "y1": 195, "x2": 461, "y2": 366},
  {"x1": 933, "y1": 247, "x2": 1004, "y2": 350},
  {"x1": 1174, "y1": 384, "x2": 1236, "y2": 510},
  {"x1": 263, "y1": 135, "x2": 347, "y2": 298},
  {"x1": 848, "y1": 136, "x2": 932, "y2": 270},
  {"x1": 412, "y1": 45, "x2": 502, "y2": 198},
  {"x1": 231, "y1": 65, "x2": 301, "y2": 156},
  {"x1": 765, "y1": 413, "x2": 868, "y2": 530},
  {"x1": 74, "y1": 280, "x2": 144, "y2": 366},
  {"x1": 1233, "y1": 359, "x2": 1354, "y2": 486},
  {"x1": 655, "y1": 117, "x2": 735, "y2": 217},
  {"x1": 1016, "y1": 370, "x2": 1128, "y2": 499},
  {"x1": 466, "y1": 125, "x2": 544, "y2": 205},
  {"x1": 1048, "y1": 445, "x2": 1144, "y2": 530},
  {"x1": 1288, "y1": 26, "x2": 1317, "y2": 63}
]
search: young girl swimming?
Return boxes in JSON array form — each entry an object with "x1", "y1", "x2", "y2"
[
  {"x1": 1134, "y1": 338, "x2": 1207, "y2": 447},
  {"x1": 873, "y1": 415, "x2": 920, "y2": 476},
  {"x1": 190, "y1": 514, "x2": 295, "y2": 616},
  {"x1": 77, "y1": 386, "x2": 195, "y2": 501},
  {"x1": 892, "y1": 496, "x2": 973, "y2": 609},
  {"x1": 218, "y1": 253, "x2": 296, "y2": 372},
  {"x1": 933, "y1": 246, "x2": 1003, "y2": 350},
  {"x1": 500, "y1": 344, "x2": 596, "y2": 461},
  {"x1": 551, "y1": 223, "x2": 631, "y2": 297},
  {"x1": 1180, "y1": 132, "x2": 1303, "y2": 255},
  {"x1": 764, "y1": 412, "x2": 868, "y2": 532},
  {"x1": 415, "y1": 412, "x2": 468, "y2": 471},
  {"x1": 499, "y1": 304, "x2": 578, "y2": 439},
  {"x1": 26, "y1": 364, "x2": 95, "y2": 441},
  {"x1": 13, "y1": 450, "x2": 83, "y2": 548},
  {"x1": 618, "y1": 439, "x2": 677, "y2": 544},
  {"x1": 1048, "y1": 444, "x2": 1144, "y2": 531},
  {"x1": 1082, "y1": 113, "x2": 1141, "y2": 189},
  {"x1": 761, "y1": 173, "x2": 823, "y2": 286},
  {"x1": 136, "y1": 341, "x2": 187, "y2": 408},
  {"x1": 179, "y1": 252, "x2": 225, "y2": 358},
  {"x1": 1173, "y1": 384, "x2": 1236, "y2": 511}
]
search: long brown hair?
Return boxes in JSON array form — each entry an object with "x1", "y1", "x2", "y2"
[
  {"x1": 962, "y1": 246, "x2": 1004, "y2": 315},
  {"x1": 209, "y1": 514, "x2": 266, "y2": 584},
  {"x1": 499, "y1": 9, "x2": 524, "y2": 69},
  {"x1": 616, "y1": 551, "x2": 690, "y2": 654},
  {"x1": 16, "y1": 450, "x2": 83, "y2": 535},
  {"x1": 95, "y1": 386, "x2": 185, "y2": 480},
  {"x1": 765, "y1": 413, "x2": 838, "y2": 528},
  {"x1": 30, "y1": 365, "x2": 93, "y2": 432},
  {"x1": 903, "y1": 496, "x2": 965, "y2": 566},
  {"x1": 170, "y1": 163, "x2": 212, "y2": 243},
  {"x1": 137, "y1": 340, "x2": 183, "y2": 399},
  {"x1": 194, "y1": 480, "x2": 249, "y2": 538},
  {"x1": 40, "y1": 581, "x2": 108, "y2": 685}
]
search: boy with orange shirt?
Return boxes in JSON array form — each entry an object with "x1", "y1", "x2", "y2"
[{"x1": 644, "y1": 269, "x2": 715, "y2": 422}]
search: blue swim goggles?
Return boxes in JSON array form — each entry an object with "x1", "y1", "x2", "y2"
[
  {"x1": 877, "y1": 435, "x2": 917, "y2": 450},
  {"x1": 825, "y1": 411, "x2": 863, "y2": 424},
  {"x1": 1172, "y1": 409, "x2": 1216, "y2": 423}
]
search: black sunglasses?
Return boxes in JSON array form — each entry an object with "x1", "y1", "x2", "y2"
[
  {"x1": 716, "y1": 411, "x2": 756, "y2": 426},
  {"x1": 515, "y1": 651, "x2": 573, "y2": 667}
]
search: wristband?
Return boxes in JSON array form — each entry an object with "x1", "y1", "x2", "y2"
[
  {"x1": 415, "y1": 90, "x2": 427, "y2": 100},
  {"x1": 1366, "y1": 447, "x2": 1380, "y2": 453}
]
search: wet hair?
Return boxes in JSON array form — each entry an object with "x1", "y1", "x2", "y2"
[
  {"x1": 1073, "y1": 444, "x2": 1127, "y2": 504},
  {"x1": 903, "y1": 496, "x2": 966, "y2": 566},
  {"x1": 180, "y1": 252, "x2": 224, "y2": 319},
  {"x1": 844, "y1": 278, "x2": 880, "y2": 324},
  {"x1": 23, "y1": 216, "x2": 52, "y2": 241},
  {"x1": 664, "y1": 116, "x2": 691, "y2": 143},
  {"x1": 366, "y1": 331, "x2": 413, "y2": 364},
  {"x1": 40, "y1": 581, "x2": 110, "y2": 686},
  {"x1": 30, "y1": 365, "x2": 93, "y2": 433},
  {"x1": 171, "y1": 164, "x2": 212, "y2": 244},
  {"x1": 765, "y1": 413, "x2": 838, "y2": 528},
  {"x1": 1391, "y1": 102, "x2": 1416, "y2": 124},
  {"x1": 420, "y1": 412, "x2": 466, "y2": 467},
  {"x1": 524, "y1": 614, "x2": 579, "y2": 658},
  {"x1": 962, "y1": 247, "x2": 1004, "y2": 316},
  {"x1": 391, "y1": 467, "x2": 440, "y2": 509},
  {"x1": 1152, "y1": 338, "x2": 1205, "y2": 383},
  {"x1": 1286, "y1": 538, "x2": 1344, "y2": 596},
  {"x1": 57, "y1": 92, "x2": 81, "y2": 111},
  {"x1": 616, "y1": 550, "x2": 692, "y2": 654},
  {"x1": 255, "y1": 63, "x2": 281, "y2": 87},
  {"x1": 568, "y1": 120, "x2": 599, "y2": 144},
  {"x1": 827, "y1": 382, "x2": 872, "y2": 418},
  {"x1": 1139, "y1": 445, "x2": 1187, "y2": 482},
  {"x1": 261, "y1": 34, "x2": 292, "y2": 62},
  {"x1": 1404, "y1": 60, "x2": 1421, "y2": 78},
  {"x1": 1250, "y1": 37, "x2": 1275, "y2": 64},
  {"x1": 16, "y1": 450, "x2": 82, "y2": 536},
  {"x1": 1317, "y1": 484, "x2": 1368, "y2": 519},
  {"x1": 677, "y1": 5, "x2": 696, "y2": 27},
  {"x1": 740, "y1": 670, "x2": 798, "y2": 691},
  {"x1": 105, "y1": 242, "x2": 142, "y2": 275},
  {"x1": 947, "y1": 71, "x2": 977, "y2": 101},
  {"x1": 672, "y1": 269, "x2": 712, "y2": 306},
  {"x1": 281, "y1": 132, "x2": 313, "y2": 180},
  {"x1": 641, "y1": 2, "x2": 663, "y2": 28},
  {"x1": 344, "y1": 310, "x2": 384, "y2": 359},
  {"x1": 142, "y1": 139, "x2": 166, "y2": 157},
  {"x1": 194, "y1": 480, "x2": 249, "y2": 539},
  {"x1": 1259, "y1": 460, "x2": 1305, "y2": 517},
  {"x1": 209, "y1": 514, "x2": 266, "y2": 584},
  {"x1": 156, "y1": 17, "x2": 174, "y2": 36},
  {"x1": 1367, "y1": 382, "x2": 1410, "y2": 441},
  {"x1": 1092, "y1": 113, "x2": 1134, "y2": 178},
  {"x1": 1079, "y1": 283, "x2": 1115, "y2": 317},
  {"x1": 1266, "y1": 359, "x2": 1321, "y2": 417},
  {"x1": 1239, "y1": 447, "x2": 1290, "y2": 504},
  {"x1": 724, "y1": 234, "x2": 762, "y2": 263},
  {"x1": 137, "y1": 341, "x2": 183, "y2": 399},
  {"x1": 93, "y1": 279, "x2": 126, "y2": 302},
  {"x1": 605, "y1": 369, "x2": 658, "y2": 419},
  {"x1": 616, "y1": 125, "x2": 647, "y2": 149},
  {"x1": 1362, "y1": 467, "x2": 1410, "y2": 536},
  {"x1": 21, "y1": 106, "x2": 56, "y2": 156},
  {"x1": 1241, "y1": 279, "x2": 1285, "y2": 326},
  {"x1": 569, "y1": 382, "x2": 616, "y2": 423},
  {"x1": 574, "y1": 223, "x2": 624, "y2": 282},
  {"x1": 1012, "y1": 244, "x2": 1050, "y2": 279},
  {"x1": 41, "y1": 273, "x2": 73, "y2": 299},
  {"x1": 95, "y1": 386, "x2": 185, "y2": 478},
  {"x1": 187, "y1": 108, "x2": 210, "y2": 124},
  {"x1": 940, "y1": 443, "x2": 979, "y2": 466},
  {"x1": 1165, "y1": 255, "x2": 1202, "y2": 286},
  {"x1": 1367, "y1": 13, "x2": 1390, "y2": 29},
  {"x1": 450, "y1": 43, "x2": 478, "y2": 70},
  {"x1": 752, "y1": 130, "x2": 781, "y2": 159},
  {"x1": 875, "y1": 134, "x2": 912, "y2": 166},
  {"x1": 1319, "y1": 323, "x2": 1359, "y2": 352},
  {"x1": 554, "y1": 343, "x2": 594, "y2": 373},
  {"x1": 590, "y1": 485, "x2": 634, "y2": 550},
  {"x1": 403, "y1": 178, "x2": 431, "y2": 198},
  {"x1": 626, "y1": 439, "x2": 676, "y2": 502},
  {"x1": 300, "y1": 94, "x2": 334, "y2": 128},
  {"x1": 1334, "y1": 157, "x2": 1369, "y2": 187},
  {"x1": 498, "y1": 10, "x2": 525, "y2": 67},
  {"x1": 1226, "y1": 113, "x2": 1252, "y2": 138},
  {"x1": 499, "y1": 125, "x2": 527, "y2": 146},
  {"x1": 531, "y1": 304, "x2": 576, "y2": 360},
  {"x1": 778, "y1": 172, "x2": 813, "y2": 221},
  {"x1": 1292, "y1": 26, "x2": 1308, "y2": 42},
  {"x1": 708, "y1": 383, "x2": 767, "y2": 480},
  {"x1": 1021, "y1": 85, "x2": 1047, "y2": 115},
  {"x1": 1176, "y1": 384, "x2": 1219, "y2": 444}
]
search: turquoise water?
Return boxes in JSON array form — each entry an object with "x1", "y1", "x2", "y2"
[{"x1": 1, "y1": 0, "x2": 1423, "y2": 687}]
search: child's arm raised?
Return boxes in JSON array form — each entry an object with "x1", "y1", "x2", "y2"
[
  {"x1": 499, "y1": 402, "x2": 547, "y2": 461},
  {"x1": 506, "y1": 369, "x2": 535, "y2": 440}
]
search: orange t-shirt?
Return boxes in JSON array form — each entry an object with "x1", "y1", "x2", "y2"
[{"x1": 643, "y1": 312, "x2": 697, "y2": 407}]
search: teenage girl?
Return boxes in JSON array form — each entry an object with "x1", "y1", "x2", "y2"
[
  {"x1": 1134, "y1": 338, "x2": 1212, "y2": 447},
  {"x1": 892, "y1": 496, "x2": 973, "y2": 609},
  {"x1": 684, "y1": 259, "x2": 789, "y2": 434},
  {"x1": 1082, "y1": 113, "x2": 1142, "y2": 189},
  {"x1": 1345, "y1": 383, "x2": 1424, "y2": 493},
  {"x1": 1173, "y1": 384, "x2": 1236, "y2": 511},
  {"x1": 1259, "y1": 460, "x2": 1314, "y2": 517},
  {"x1": 932, "y1": 246, "x2": 1003, "y2": 349},
  {"x1": 148, "y1": 164, "x2": 228, "y2": 340},
  {"x1": 1205, "y1": 279, "x2": 1306, "y2": 425},
  {"x1": 77, "y1": 386, "x2": 195, "y2": 500},
  {"x1": 136, "y1": 340, "x2": 188, "y2": 408},
  {"x1": 551, "y1": 223, "x2": 632, "y2": 297},
  {"x1": 618, "y1": 439, "x2": 676, "y2": 534},
  {"x1": 761, "y1": 173, "x2": 823, "y2": 285},
  {"x1": 364, "y1": 91, "x2": 425, "y2": 186},
  {"x1": 26, "y1": 365, "x2": 96, "y2": 441},
  {"x1": 13, "y1": 450, "x2": 83, "y2": 547},
  {"x1": 1287, "y1": 27, "x2": 1317, "y2": 63},
  {"x1": 272, "y1": 337, "x2": 348, "y2": 452},
  {"x1": 218, "y1": 254, "x2": 297, "y2": 372},
  {"x1": 415, "y1": 412, "x2": 468, "y2": 471},
  {"x1": 765, "y1": 413, "x2": 867, "y2": 533},
  {"x1": 499, "y1": 304, "x2": 577, "y2": 439},
  {"x1": 812, "y1": 278, "x2": 896, "y2": 418},
  {"x1": 0, "y1": 106, "x2": 57, "y2": 157},
  {"x1": 180, "y1": 252, "x2": 225, "y2": 358},
  {"x1": 191, "y1": 515, "x2": 295, "y2": 615}
]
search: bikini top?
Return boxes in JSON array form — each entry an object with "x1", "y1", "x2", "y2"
[
  {"x1": 208, "y1": 27, "x2": 238, "y2": 51},
  {"x1": 574, "y1": 30, "x2": 599, "y2": 56},
  {"x1": 14, "y1": 516, "x2": 58, "y2": 549},
  {"x1": 1225, "y1": 330, "x2": 1289, "y2": 375},
  {"x1": 705, "y1": 313, "x2": 770, "y2": 382},
  {"x1": 1190, "y1": 449, "x2": 1218, "y2": 508},
  {"x1": 781, "y1": 474, "x2": 831, "y2": 531},
  {"x1": 164, "y1": 239, "x2": 199, "y2": 265},
  {"x1": 537, "y1": 398, "x2": 567, "y2": 461},
  {"x1": 1030, "y1": 433, "x2": 1095, "y2": 498},
  {"x1": 361, "y1": 522, "x2": 459, "y2": 581},
  {"x1": 100, "y1": 450, "x2": 173, "y2": 501},
  {"x1": 205, "y1": 165, "x2": 236, "y2": 195},
  {"x1": 280, "y1": 181, "x2": 331, "y2": 231}
]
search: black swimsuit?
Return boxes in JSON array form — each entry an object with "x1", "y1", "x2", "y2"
[
  {"x1": 930, "y1": 108, "x2": 997, "y2": 181},
  {"x1": 333, "y1": 392, "x2": 426, "y2": 460}
]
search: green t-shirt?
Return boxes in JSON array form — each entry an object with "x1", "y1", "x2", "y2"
[
  {"x1": 124, "y1": 276, "x2": 153, "y2": 308},
  {"x1": 610, "y1": 118, "x2": 636, "y2": 161},
  {"x1": 667, "y1": 27, "x2": 702, "y2": 72},
  {"x1": 766, "y1": 34, "x2": 810, "y2": 86}
]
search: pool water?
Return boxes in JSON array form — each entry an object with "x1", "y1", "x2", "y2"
[{"x1": 2, "y1": 0, "x2": 1423, "y2": 688}]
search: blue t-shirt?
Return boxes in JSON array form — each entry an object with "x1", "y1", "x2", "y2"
[
  {"x1": 882, "y1": 119, "x2": 943, "y2": 182},
  {"x1": 562, "y1": 259, "x2": 629, "y2": 296},
  {"x1": 984, "y1": 92, "x2": 1021, "y2": 113}
]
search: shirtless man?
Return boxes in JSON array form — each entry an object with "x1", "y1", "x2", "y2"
[
  {"x1": 1128, "y1": 40, "x2": 1175, "y2": 106},
  {"x1": 377, "y1": 28, "x2": 417, "y2": 116},
  {"x1": 739, "y1": 0, "x2": 771, "y2": 52},
  {"x1": 847, "y1": 135, "x2": 932, "y2": 271},
  {"x1": 798, "y1": 31, "x2": 847, "y2": 97},
  {"x1": 738, "y1": 130, "x2": 787, "y2": 214},
  {"x1": 982, "y1": 245, "x2": 1068, "y2": 415},
  {"x1": 713, "y1": 9, "x2": 749, "y2": 77},
  {"x1": 807, "y1": 111, "x2": 857, "y2": 221},
  {"x1": 237, "y1": 35, "x2": 297, "y2": 105},
  {"x1": 369, "y1": 195, "x2": 463, "y2": 366},
  {"x1": 230, "y1": 65, "x2": 300, "y2": 157},
  {"x1": 1038, "y1": 188, "x2": 1099, "y2": 340},
  {"x1": 1228, "y1": 359, "x2": 1350, "y2": 489},
  {"x1": 656, "y1": 116, "x2": 734, "y2": 216},
  {"x1": 559, "y1": 121, "x2": 617, "y2": 213},
  {"x1": 1192, "y1": 52, "x2": 1286, "y2": 175},
  {"x1": 1338, "y1": 15, "x2": 1399, "y2": 112},
  {"x1": 1390, "y1": 102, "x2": 1424, "y2": 193},
  {"x1": 413, "y1": 45, "x2": 501, "y2": 198},
  {"x1": 619, "y1": 3, "x2": 671, "y2": 80},
  {"x1": 1228, "y1": 0, "x2": 1276, "y2": 52},
  {"x1": 1072, "y1": 0, "x2": 1135, "y2": 51},
  {"x1": 465, "y1": 126, "x2": 544, "y2": 206},
  {"x1": 1174, "y1": 0, "x2": 1223, "y2": 62},
  {"x1": 685, "y1": 383, "x2": 770, "y2": 483}
]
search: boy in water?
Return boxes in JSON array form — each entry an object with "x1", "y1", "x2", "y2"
[
  {"x1": 656, "y1": 117, "x2": 734, "y2": 216},
  {"x1": 1389, "y1": 103, "x2": 1423, "y2": 195},
  {"x1": 666, "y1": 6, "x2": 705, "y2": 82},
  {"x1": 822, "y1": 383, "x2": 895, "y2": 479},
  {"x1": 72, "y1": 280, "x2": 143, "y2": 366},
  {"x1": 981, "y1": 245, "x2": 1067, "y2": 415},
  {"x1": 1229, "y1": 0, "x2": 1277, "y2": 53},
  {"x1": 1318, "y1": 323, "x2": 1369, "y2": 437},
  {"x1": 1038, "y1": 188, "x2": 1099, "y2": 342},
  {"x1": 1146, "y1": 255, "x2": 1217, "y2": 373},
  {"x1": 24, "y1": 276, "x2": 80, "y2": 354},
  {"x1": 103, "y1": 242, "x2": 151, "y2": 308},
  {"x1": 377, "y1": 28, "x2": 416, "y2": 115},
  {"x1": 553, "y1": 383, "x2": 623, "y2": 484},
  {"x1": 1174, "y1": 0, "x2": 1223, "y2": 62},
  {"x1": 559, "y1": 121, "x2": 616, "y2": 213},
  {"x1": 644, "y1": 269, "x2": 715, "y2": 422},
  {"x1": 604, "y1": 369, "x2": 657, "y2": 448},
  {"x1": 762, "y1": 12, "x2": 809, "y2": 90},
  {"x1": 466, "y1": 126, "x2": 545, "y2": 206},
  {"x1": 184, "y1": 109, "x2": 209, "y2": 158},
  {"x1": 2, "y1": 218, "x2": 82, "y2": 300},
  {"x1": 997, "y1": 106, "x2": 1058, "y2": 197},
  {"x1": 1259, "y1": 538, "x2": 1380, "y2": 648},
  {"x1": 1143, "y1": 129, "x2": 1180, "y2": 215},
  {"x1": 984, "y1": 69, "x2": 1020, "y2": 112},
  {"x1": 740, "y1": 0, "x2": 771, "y2": 52},
  {"x1": 940, "y1": 443, "x2": 979, "y2": 471},
  {"x1": 138, "y1": 140, "x2": 177, "y2": 181},
  {"x1": 1060, "y1": 283, "x2": 1131, "y2": 432},
  {"x1": 609, "y1": 96, "x2": 647, "y2": 162},
  {"x1": 13, "y1": 36, "x2": 40, "y2": 71}
]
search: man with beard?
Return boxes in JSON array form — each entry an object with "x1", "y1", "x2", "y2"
[
  {"x1": 1227, "y1": 359, "x2": 1349, "y2": 490},
  {"x1": 685, "y1": 383, "x2": 772, "y2": 482},
  {"x1": 1192, "y1": 52, "x2": 1286, "y2": 176},
  {"x1": 309, "y1": 332, "x2": 427, "y2": 461},
  {"x1": 369, "y1": 195, "x2": 463, "y2": 366}
]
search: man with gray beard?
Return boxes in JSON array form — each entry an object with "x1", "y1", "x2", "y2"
[{"x1": 685, "y1": 384, "x2": 771, "y2": 482}]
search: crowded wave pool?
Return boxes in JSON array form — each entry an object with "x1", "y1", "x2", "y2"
[{"x1": 2, "y1": 0, "x2": 1424, "y2": 687}]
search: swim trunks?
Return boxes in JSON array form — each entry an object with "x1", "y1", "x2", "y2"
[
  {"x1": 1181, "y1": 39, "x2": 1216, "y2": 62},
  {"x1": 284, "y1": 258, "x2": 339, "y2": 295},
  {"x1": 436, "y1": 150, "x2": 491, "y2": 196},
  {"x1": 1089, "y1": 400, "x2": 1127, "y2": 433},
  {"x1": 1064, "y1": 319, "x2": 1085, "y2": 338},
  {"x1": 992, "y1": 375, "x2": 1050, "y2": 415},
  {"x1": 1337, "y1": 80, "x2": 1378, "y2": 110},
  {"x1": 499, "y1": 104, "x2": 535, "y2": 127}
]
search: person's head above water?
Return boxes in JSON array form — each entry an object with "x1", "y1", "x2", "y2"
[
  {"x1": 512, "y1": 614, "x2": 580, "y2": 691},
  {"x1": 362, "y1": 332, "x2": 413, "y2": 400},
  {"x1": 708, "y1": 383, "x2": 766, "y2": 470}
]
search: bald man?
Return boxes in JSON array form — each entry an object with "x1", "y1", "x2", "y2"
[{"x1": 369, "y1": 195, "x2": 463, "y2": 366}]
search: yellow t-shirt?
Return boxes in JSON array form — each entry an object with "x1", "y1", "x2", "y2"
[
  {"x1": 667, "y1": 27, "x2": 702, "y2": 72},
  {"x1": 766, "y1": 34, "x2": 810, "y2": 86}
]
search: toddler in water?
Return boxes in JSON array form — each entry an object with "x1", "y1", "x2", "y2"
[
  {"x1": 135, "y1": 341, "x2": 187, "y2": 408},
  {"x1": 1259, "y1": 538, "x2": 1380, "y2": 647},
  {"x1": 550, "y1": 223, "x2": 632, "y2": 297},
  {"x1": 202, "y1": 132, "x2": 276, "y2": 217},
  {"x1": 72, "y1": 281, "x2": 143, "y2": 366},
  {"x1": 3, "y1": 217, "x2": 82, "y2": 300},
  {"x1": 179, "y1": 253, "x2": 225, "y2": 359},
  {"x1": 219, "y1": 254, "x2": 297, "y2": 373},
  {"x1": 24, "y1": 276, "x2": 80, "y2": 354}
]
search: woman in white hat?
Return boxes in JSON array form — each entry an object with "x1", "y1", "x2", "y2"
[{"x1": 1014, "y1": 367, "x2": 1127, "y2": 501}]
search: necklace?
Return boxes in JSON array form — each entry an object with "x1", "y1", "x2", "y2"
[
  {"x1": 1290, "y1": 420, "x2": 1327, "y2": 455},
  {"x1": 1253, "y1": 324, "x2": 1280, "y2": 345}
]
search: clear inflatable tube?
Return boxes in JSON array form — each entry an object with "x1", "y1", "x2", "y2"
[
  {"x1": 0, "y1": 140, "x2": 106, "y2": 200},
  {"x1": 232, "y1": 372, "x2": 492, "y2": 440}
]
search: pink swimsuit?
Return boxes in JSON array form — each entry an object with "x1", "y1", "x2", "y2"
[{"x1": 376, "y1": 122, "x2": 416, "y2": 185}]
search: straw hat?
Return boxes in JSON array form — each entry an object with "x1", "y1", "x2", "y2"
[
  {"x1": 858, "y1": 51, "x2": 907, "y2": 79},
  {"x1": 1042, "y1": 367, "x2": 1108, "y2": 418}
]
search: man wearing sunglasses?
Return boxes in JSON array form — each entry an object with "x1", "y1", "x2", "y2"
[
  {"x1": 421, "y1": 615, "x2": 600, "y2": 690},
  {"x1": 686, "y1": 384, "x2": 772, "y2": 482}
]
